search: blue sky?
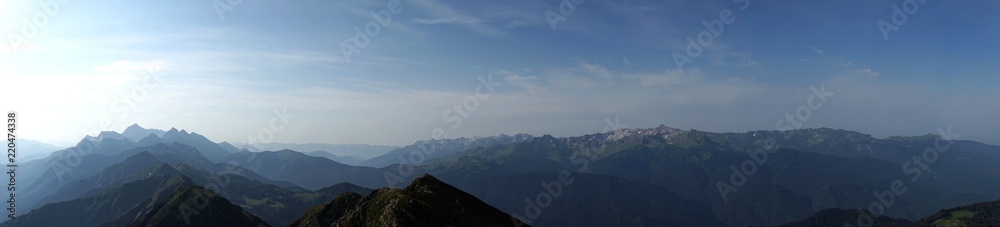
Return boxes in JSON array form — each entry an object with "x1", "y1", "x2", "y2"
[{"x1": 2, "y1": 0, "x2": 999, "y2": 147}]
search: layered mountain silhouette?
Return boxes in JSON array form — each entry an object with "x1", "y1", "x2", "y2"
[
  {"x1": 221, "y1": 149, "x2": 379, "y2": 190},
  {"x1": 13, "y1": 139, "x2": 61, "y2": 162},
  {"x1": 2, "y1": 172, "x2": 195, "y2": 226},
  {"x1": 8, "y1": 147, "x2": 370, "y2": 226},
  {"x1": 361, "y1": 133, "x2": 534, "y2": 167},
  {"x1": 121, "y1": 123, "x2": 167, "y2": 142},
  {"x1": 7, "y1": 124, "x2": 1000, "y2": 226},
  {"x1": 230, "y1": 142, "x2": 397, "y2": 166}
]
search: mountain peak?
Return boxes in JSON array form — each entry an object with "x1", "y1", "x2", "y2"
[
  {"x1": 600, "y1": 125, "x2": 686, "y2": 142},
  {"x1": 125, "y1": 123, "x2": 144, "y2": 131},
  {"x1": 122, "y1": 123, "x2": 147, "y2": 136},
  {"x1": 292, "y1": 173, "x2": 529, "y2": 227},
  {"x1": 408, "y1": 173, "x2": 445, "y2": 188},
  {"x1": 85, "y1": 131, "x2": 130, "y2": 143},
  {"x1": 126, "y1": 185, "x2": 268, "y2": 227},
  {"x1": 163, "y1": 127, "x2": 183, "y2": 137},
  {"x1": 97, "y1": 131, "x2": 124, "y2": 138},
  {"x1": 122, "y1": 124, "x2": 168, "y2": 142},
  {"x1": 655, "y1": 124, "x2": 675, "y2": 130}
]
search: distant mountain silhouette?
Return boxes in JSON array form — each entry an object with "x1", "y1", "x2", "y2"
[
  {"x1": 121, "y1": 123, "x2": 167, "y2": 142},
  {"x1": 8, "y1": 124, "x2": 1000, "y2": 227},
  {"x1": 360, "y1": 134, "x2": 534, "y2": 167},
  {"x1": 14, "y1": 139, "x2": 61, "y2": 162},
  {"x1": 303, "y1": 150, "x2": 366, "y2": 166},
  {"x1": 222, "y1": 150, "x2": 379, "y2": 190},
  {"x1": 229, "y1": 142, "x2": 398, "y2": 161}
]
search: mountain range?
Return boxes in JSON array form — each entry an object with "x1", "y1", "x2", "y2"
[
  {"x1": 5, "y1": 124, "x2": 1000, "y2": 226},
  {"x1": 229, "y1": 142, "x2": 399, "y2": 160},
  {"x1": 13, "y1": 139, "x2": 62, "y2": 162}
]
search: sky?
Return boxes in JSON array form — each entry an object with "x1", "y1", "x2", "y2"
[{"x1": 1, "y1": 0, "x2": 999, "y2": 147}]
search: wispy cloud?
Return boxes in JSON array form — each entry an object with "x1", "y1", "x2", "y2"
[
  {"x1": 808, "y1": 45, "x2": 825, "y2": 54},
  {"x1": 704, "y1": 43, "x2": 762, "y2": 70},
  {"x1": 409, "y1": 0, "x2": 506, "y2": 36},
  {"x1": 7, "y1": 0, "x2": 1000, "y2": 147}
]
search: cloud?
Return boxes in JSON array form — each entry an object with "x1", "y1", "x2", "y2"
[
  {"x1": 808, "y1": 45, "x2": 825, "y2": 54},
  {"x1": 90, "y1": 60, "x2": 170, "y2": 88},
  {"x1": 409, "y1": 0, "x2": 506, "y2": 36},
  {"x1": 502, "y1": 20, "x2": 530, "y2": 29},
  {"x1": 705, "y1": 43, "x2": 761, "y2": 69},
  {"x1": 538, "y1": 63, "x2": 702, "y2": 89},
  {"x1": 501, "y1": 71, "x2": 544, "y2": 95},
  {"x1": 629, "y1": 69, "x2": 702, "y2": 87},
  {"x1": 413, "y1": 17, "x2": 479, "y2": 25},
  {"x1": 850, "y1": 68, "x2": 880, "y2": 78}
]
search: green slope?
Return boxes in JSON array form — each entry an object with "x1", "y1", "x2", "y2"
[
  {"x1": 288, "y1": 174, "x2": 529, "y2": 227},
  {"x1": 124, "y1": 185, "x2": 269, "y2": 227}
]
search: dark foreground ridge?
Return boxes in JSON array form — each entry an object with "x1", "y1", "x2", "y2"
[
  {"x1": 289, "y1": 173, "x2": 529, "y2": 227},
  {"x1": 774, "y1": 199, "x2": 1000, "y2": 227},
  {"x1": 126, "y1": 185, "x2": 270, "y2": 227}
]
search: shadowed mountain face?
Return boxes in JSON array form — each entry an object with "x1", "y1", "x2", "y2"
[
  {"x1": 776, "y1": 199, "x2": 1000, "y2": 227},
  {"x1": 360, "y1": 126, "x2": 1000, "y2": 226},
  {"x1": 434, "y1": 171, "x2": 728, "y2": 227},
  {"x1": 124, "y1": 185, "x2": 269, "y2": 227},
  {"x1": 17, "y1": 125, "x2": 240, "y2": 211},
  {"x1": 19, "y1": 142, "x2": 287, "y2": 212},
  {"x1": 289, "y1": 174, "x2": 529, "y2": 227},
  {"x1": 8, "y1": 125, "x2": 1000, "y2": 227},
  {"x1": 1, "y1": 173, "x2": 194, "y2": 227},
  {"x1": 913, "y1": 199, "x2": 1000, "y2": 226},
  {"x1": 770, "y1": 208, "x2": 914, "y2": 227},
  {"x1": 9, "y1": 150, "x2": 373, "y2": 226},
  {"x1": 34, "y1": 151, "x2": 181, "y2": 208},
  {"x1": 222, "y1": 150, "x2": 380, "y2": 190}
]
